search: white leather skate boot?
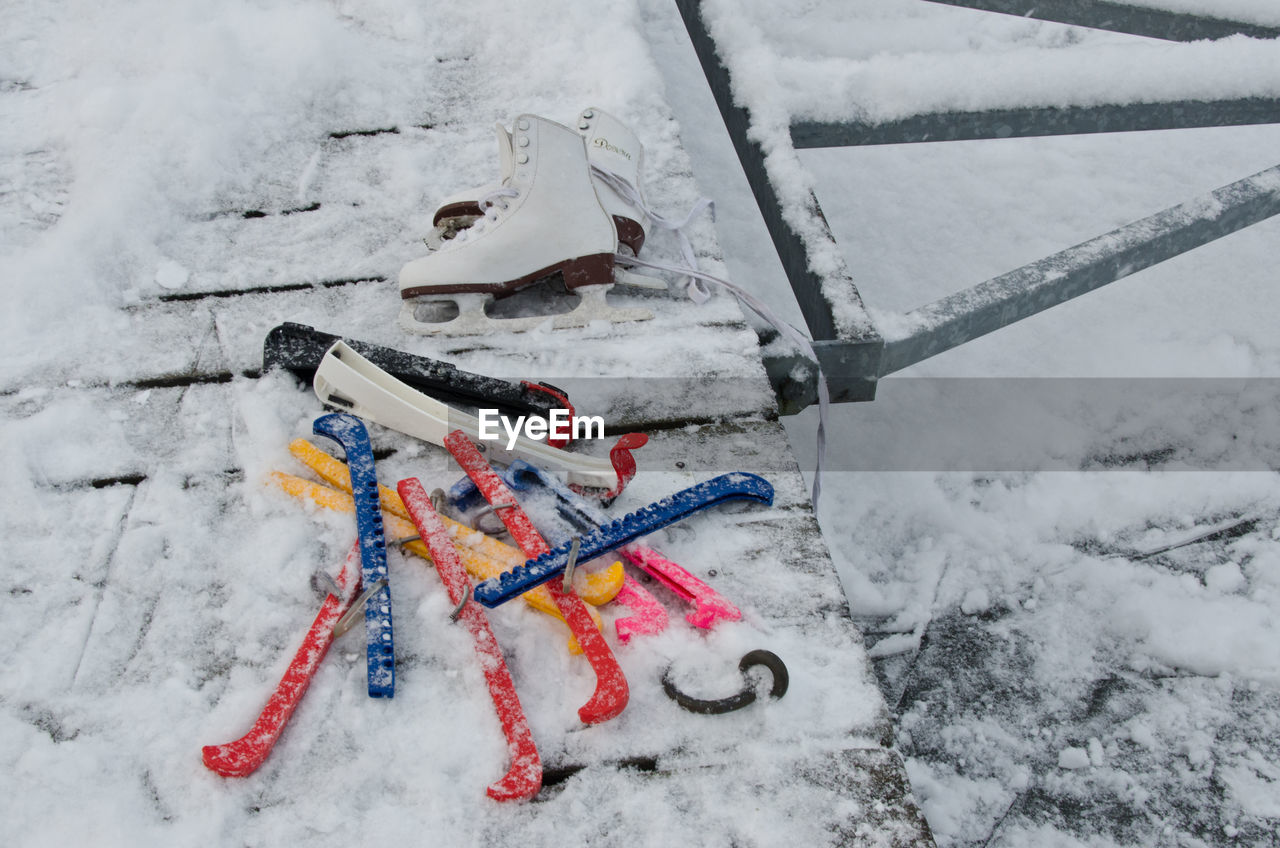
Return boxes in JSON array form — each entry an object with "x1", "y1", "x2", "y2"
[
  {"x1": 398, "y1": 114, "x2": 653, "y2": 335},
  {"x1": 424, "y1": 108, "x2": 653, "y2": 259},
  {"x1": 576, "y1": 107, "x2": 649, "y2": 256},
  {"x1": 420, "y1": 122, "x2": 513, "y2": 250}
]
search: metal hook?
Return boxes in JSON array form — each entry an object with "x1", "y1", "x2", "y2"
[
  {"x1": 448, "y1": 584, "x2": 471, "y2": 622},
  {"x1": 332, "y1": 578, "x2": 388, "y2": 638},
  {"x1": 469, "y1": 501, "x2": 517, "y2": 535},
  {"x1": 561, "y1": 537, "x2": 582, "y2": 593},
  {"x1": 661, "y1": 650, "x2": 789, "y2": 715}
]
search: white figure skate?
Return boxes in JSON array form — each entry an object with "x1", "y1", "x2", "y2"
[
  {"x1": 420, "y1": 122, "x2": 514, "y2": 249},
  {"x1": 398, "y1": 114, "x2": 654, "y2": 335},
  {"x1": 576, "y1": 107, "x2": 650, "y2": 257},
  {"x1": 571, "y1": 107, "x2": 668, "y2": 290},
  {"x1": 424, "y1": 108, "x2": 650, "y2": 255}
]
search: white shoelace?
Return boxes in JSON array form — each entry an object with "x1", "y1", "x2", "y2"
[
  {"x1": 453, "y1": 187, "x2": 520, "y2": 242},
  {"x1": 615, "y1": 252, "x2": 830, "y2": 509},
  {"x1": 591, "y1": 165, "x2": 715, "y2": 301}
]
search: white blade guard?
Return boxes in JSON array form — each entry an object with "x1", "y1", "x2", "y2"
[{"x1": 312, "y1": 340, "x2": 643, "y2": 494}]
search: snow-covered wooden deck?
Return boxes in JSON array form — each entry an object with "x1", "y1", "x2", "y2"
[{"x1": 0, "y1": 2, "x2": 932, "y2": 844}]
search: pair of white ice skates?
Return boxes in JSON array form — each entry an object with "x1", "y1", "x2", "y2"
[{"x1": 399, "y1": 108, "x2": 667, "y2": 335}]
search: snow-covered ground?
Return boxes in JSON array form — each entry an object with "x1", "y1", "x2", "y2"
[
  {"x1": 652, "y1": 1, "x2": 1280, "y2": 845},
  {"x1": 5, "y1": 0, "x2": 1280, "y2": 845}
]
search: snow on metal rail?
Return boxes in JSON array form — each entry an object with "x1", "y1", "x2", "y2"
[
  {"x1": 919, "y1": 0, "x2": 1280, "y2": 43},
  {"x1": 791, "y1": 98, "x2": 1280, "y2": 148}
]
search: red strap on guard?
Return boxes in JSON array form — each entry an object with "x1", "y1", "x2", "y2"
[
  {"x1": 521, "y1": 382, "x2": 575, "y2": 449},
  {"x1": 569, "y1": 431, "x2": 648, "y2": 502},
  {"x1": 397, "y1": 477, "x2": 542, "y2": 801},
  {"x1": 444, "y1": 430, "x2": 629, "y2": 726}
]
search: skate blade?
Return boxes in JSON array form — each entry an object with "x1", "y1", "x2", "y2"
[
  {"x1": 399, "y1": 285, "x2": 651, "y2": 336},
  {"x1": 399, "y1": 293, "x2": 500, "y2": 336},
  {"x1": 613, "y1": 268, "x2": 668, "y2": 290},
  {"x1": 549, "y1": 285, "x2": 652, "y2": 329}
]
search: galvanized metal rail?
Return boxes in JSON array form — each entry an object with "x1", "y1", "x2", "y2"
[
  {"x1": 880, "y1": 164, "x2": 1280, "y2": 374},
  {"x1": 675, "y1": 0, "x2": 1280, "y2": 410},
  {"x1": 919, "y1": 0, "x2": 1280, "y2": 42},
  {"x1": 791, "y1": 98, "x2": 1280, "y2": 148}
]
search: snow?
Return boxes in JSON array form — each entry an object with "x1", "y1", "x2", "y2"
[
  {"x1": 777, "y1": 36, "x2": 1280, "y2": 124},
  {"x1": 6, "y1": 0, "x2": 1280, "y2": 844},
  {"x1": 1057, "y1": 747, "x2": 1091, "y2": 770},
  {"x1": 959, "y1": 587, "x2": 990, "y2": 616}
]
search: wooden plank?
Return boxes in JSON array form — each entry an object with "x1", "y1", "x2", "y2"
[
  {"x1": 8, "y1": 355, "x2": 928, "y2": 840},
  {"x1": 0, "y1": 8, "x2": 930, "y2": 840}
]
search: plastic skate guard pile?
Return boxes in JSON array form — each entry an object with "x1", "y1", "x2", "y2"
[{"x1": 202, "y1": 109, "x2": 797, "y2": 802}]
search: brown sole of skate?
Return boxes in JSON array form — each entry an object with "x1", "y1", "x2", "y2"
[{"x1": 399, "y1": 254, "x2": 655, "y2": 336}]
